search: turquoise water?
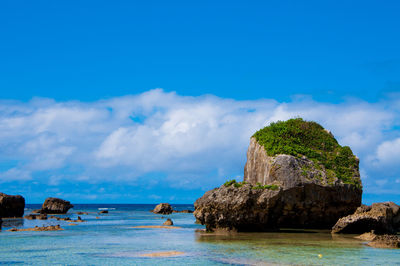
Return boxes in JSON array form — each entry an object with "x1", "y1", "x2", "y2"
[{"x1": 0, "y1": 204, "x2": 399, "y2": 265}]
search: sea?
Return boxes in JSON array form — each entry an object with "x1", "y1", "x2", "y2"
[{"x1": 0, "y1": 204, "x2": 399, "y2": 265}]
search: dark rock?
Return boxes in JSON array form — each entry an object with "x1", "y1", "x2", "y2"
[
  {"x1": 163, "y1": 218, "x2": 174, "y2": 226},
  {"x1": 55, "y1": 217, "x2": 71, "y2": 221},
  {"x1": 31, "y1": 209, "x2": 42, "y2": 214},
  {"x1": 24, "y1": 214, "x2": 37, "y2": 220},
  {"x1": 41, "y1": 198, "x2": 73, "y2": 214},
  {"x1": 76, "y1": 212, "x2": 88, "y2": 215},
  {"x1": 38, "y1": 213, "x2": 48, "y2": 220},
  {"x1": 173, "y1": 210, "x2": 194, "y2": 213},
  {"x1": 0, "y1": 218, "x2": 2, "y2": 230},
  {"x1": 367, "y1": 234, "x2": 400, "y2": 249},
  {"x1": 195, "y1": 182, "x2": 360, "y2": 232},
  {"x1": 99, "y1": 210, "x2": 108, "y2": 214},
  {"x1": 8, "y1": 225, "x2": 63, "y2": 232},
  {"x1": 152, "y1": 203, "x2": 173, "y2": 215},
  {"x1": 0, "y1": 193, "x2": 25, "y2": 218},
  {"x1": 332, "y1": 202, "x2": 400, "y2": 234}
]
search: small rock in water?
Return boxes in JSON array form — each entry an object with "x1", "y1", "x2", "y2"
[
  {"x1": 7, "y1": 225, "x2": 63, "y2": 232},
  {"x1": 24, "y1": 214, "x2": 37, "y2": 220},
  {"x1": 99, "y1": 210, "x2": 108, "y2": 214},
  {"x1": 41, "y1": 197, "x2": 73, "y2": 214},
  {"x1": 38, "y1": 214, "x2": 47, "y2": 220},
  {"x1": 367, "y1": 234, "x2": 400, "y2": 249},
  {"x1": 172, "y1": 210, "x2": 194, "y2": 213},
  {"x1": 152, "y1": 203, "x2": 173, "y2": 215},
  {"x1": 163, "y1": 219, "x2": 173, "y2": 226},
  {"x1": 332, "y1": 202, "x2": 400, "y2": 234}
]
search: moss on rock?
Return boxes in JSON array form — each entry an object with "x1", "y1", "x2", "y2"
[{"x1": 252, "y1": 118, "x2": 361, "y2": 187}]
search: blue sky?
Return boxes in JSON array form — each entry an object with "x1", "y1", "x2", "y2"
[{"x1": 0, "y1": 1, "x2": 399, "y2": 204}]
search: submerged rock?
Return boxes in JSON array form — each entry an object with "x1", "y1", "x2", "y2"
[
  {"x1": 0, "y1": 193, "x2": 25, "y2": 218},
  {"x1": 332, "y1": 202, "x2": 400, "y2": 234},
  {"x1": 195, "y1": 119, "x2": 362, "y2": 232},
  {"x1": 152, "y1": 203, "x2": 173, "y2": 215},
  {"x1": 24, "y1": 214, "x2": 37, "y2": 220},
  {"x1": 173, "y1": 210, "x2": 194, "y2": 213},
  {"x1": 8, "y1": 225, "x2": 63, "y2": 232},
  {"x1": 38, "y1": 213, "x2": 48, "y2": 220},
  {"x1": 99, "y1": 210, "x2": 108, "y2": 214},
  {"x1": 41, "y1": 198, "x2": 73, "y2": 214},
  {"x1": 163, "y1": 218, "x2": 174, "y2": 226}
]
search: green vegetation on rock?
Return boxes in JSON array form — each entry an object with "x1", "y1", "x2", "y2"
[
  {"x1": 252, "y1": 118, "x2": 361, "y2": 187},
  {"x1": 252, "y1": 183, "x2": 280, "y2": 190},
  {"x1": 224, "y1": 180, "x2": 248, "y2": 188},
  {"x1": 224, "y1": 179, "x2": 279, "y2": 190}
]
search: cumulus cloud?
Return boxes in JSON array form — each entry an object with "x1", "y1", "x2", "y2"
[
  {"x1": 0, "y1": 89, "x2": 399, "y2": 197},
  {"x1": 374, "y1": 138, "x2": 400, "y2": 166}
]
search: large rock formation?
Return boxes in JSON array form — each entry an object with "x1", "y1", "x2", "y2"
[
  {"x1": 41, "y1": 197, "x2": 73, "y2": 214},
  {"x1": 332, "y1": 202, "x2": 400, "y2": 234},
  {"x1": 0, "y1": 193, "x2": 25, "y2": 218},
  {"x1": 194, "y1": 118, "x2": 363, "y2": 232}
]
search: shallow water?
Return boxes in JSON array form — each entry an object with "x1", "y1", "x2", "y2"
[{"x1": 0, "y1": 204, "x2": 399, "y2": 265}]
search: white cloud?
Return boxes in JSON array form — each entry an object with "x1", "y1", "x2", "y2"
[
  {"x1": 374, "y1": 138, "x2": 400, "y2": 166},
  {"x1": 0, "y1": 89, "x2": 399, "y2": 194}
]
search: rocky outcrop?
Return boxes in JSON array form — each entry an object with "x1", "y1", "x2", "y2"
[
  {"x1": 0, "y1": 193, "x2": 25, "y2": 218},
  {"x1": 367, "y1": 234, "x2": 400, "y2": 248},
  {"x1": 8, "y1": 225, "x2": 63, "y2": 232},
  {"x1": 194, "y1": 119, "x2": 362, "y2": 232},
  {"x1": 244, "y1": 137, "x2": 360, "y2": 189},
  {"x1": 194, "y1": 182, "x2": 360, "y2": 232},
  {"x1": 41, "y1": 198, "x2": 73, "y2": 214},
  {"x1": 24, "y1": 213, "x2": 48, "y2": 220},
  {"x1": 332, "y1": 202, "x2": 400, "y2": 234},
  {"x1": 152, "y1": 203, "x2": 173, "y2": 215}
]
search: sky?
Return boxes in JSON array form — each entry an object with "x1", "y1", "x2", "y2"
[{"x1": 0, "y1": 0, "x2": 399, "y2": 204}]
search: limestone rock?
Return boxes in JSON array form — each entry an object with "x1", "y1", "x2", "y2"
[
  {"x1": 194, "y1": 182, "x2": 360, "y2": 232},
  {"x1": 332, "y1": 202, "x2": 400, "y2": 234},
  {"x1": 0, "y1": 193, "x2": 25, "y2": 218},
  {"x1": 195, "y1": 119, "x2": 362, "y2": 232},
  {"x1": 152, "y1": 203, "x2": 173, "y2": 215},
  {"x1": 41, "y1": 198, "x2": 73, "y2": 214},
  {"x1": 244, "y1": 138, "x2": 360, "y2": 189},
  {"x1": 355, "y1": 232, "x2": 377, "y2": 241},
  {"x1": 163, "y1": 218, "x2": 174, "y2": 226},
  {"x1": 367, "y1": 234, "x2": 400, "y2": 249}
]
